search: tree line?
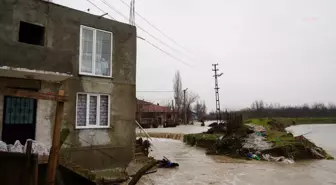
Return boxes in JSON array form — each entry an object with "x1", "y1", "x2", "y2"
[{"x1": 205, "y1": 100, "x2": 336, "y2": 120}]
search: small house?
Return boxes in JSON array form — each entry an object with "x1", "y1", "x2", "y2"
[{"x1": 136, "y1": 99, "x2": 176, "y2": 128}]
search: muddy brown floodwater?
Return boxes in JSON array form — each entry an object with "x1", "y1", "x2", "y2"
[{"x1": 137, "y1": 122, "x2": 336, "y2": 185}]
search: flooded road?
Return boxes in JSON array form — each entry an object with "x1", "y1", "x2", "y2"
[{"x1": 138, "y1": 122, "x2": 336, "y2": 185}]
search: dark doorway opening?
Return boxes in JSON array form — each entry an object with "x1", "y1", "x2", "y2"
[
  {"x1": 2, "y1": 96, "x2": 37, "y2": 144},
  {"x1": 19, "y1": 21, "x2": 45, "y2": 46}
]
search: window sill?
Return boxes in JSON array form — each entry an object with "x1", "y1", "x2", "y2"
[
  {"x1": 75, "y1": 126, "x2": 111, "y2": 129},
  {"x1": 79, "y1": 72, "x2": 113, "y2": 79},
  {"x1": 16, "y1": 41, "x2": 45, "y2": 47}
]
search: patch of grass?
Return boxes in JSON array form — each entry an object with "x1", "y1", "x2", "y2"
[
  {"x1": 326, "y1": 154, "x2": 335, "y2": 160},
  {"x1": 245, "y1": 117, "x2": 336, "y2": 126},
  {"x1": 184, "y1": 133, "x2": 222, "y2": 141},
  {"x1": 245, "y1": 118, "x2": 300, "y2": 147},
  {"x1": 184, "y1": 133, "x2": 223, "y2": 148},
  {"x1": 293, "y1": 117, "x2": 336, "y2": 124},
  {"x1": 245, "y1": 118, "x2": 335, "y2": 160},
  {"x1": 267, "y1": 130, "x2": 298, "y2": 147},
  {"x1": 244, "y1": 118, "x2": 270, "y2": 127}
]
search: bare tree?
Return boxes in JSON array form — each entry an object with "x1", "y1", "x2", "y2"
[
  {"x1": 173, "y1": 70, "x2": 183, "y2": 118},
  {"x1": 193, "y1": 100, "x2": 207, "y2": 121},
  {"x1": 201, "y1": 101, "x2": 207, "y2": 119},
  {"x1": 193, "y1": 101, "x2": 202, "y2": 119},
  {"x1": 186, "y1": 91, "x2": 199, "y2": 108},
  {"x1": 251, "y1": 100, "x2": 264, "y2": 110},
  {"x1": 185, "y1": 91, "x2": 199, "y2": 123},
  {"x1": 328, "y1": 102, "x2": 336, "y2": 109}
]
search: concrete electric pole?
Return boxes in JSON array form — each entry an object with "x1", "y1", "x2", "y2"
[
  {"x1": 212, "y1": 64, "x2": 223, "y2": 124},
  {"x1": 183, "y1": 88, "x2": 188, "y2": 125},
  {"x1": 129, "y1": 0, "x2": 135, "y2": 25}
]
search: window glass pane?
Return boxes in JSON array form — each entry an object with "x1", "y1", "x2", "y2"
[
  {"x1": 4, "y1": 97, "x2": 35, "y2": 125},
  {"x1": 89, "y1": 95, "x2": 97, "y2": 125},
  {"x1": 95, "y1": 30, "x2": 111, "y2": 76},
  {"x1": 99, "y1": 95, "x2": 109, "y2": 126},
  {"x1": 81, "y1": 28, "x2": 94, "y2": 73},
  {"x1": 76, "y1": 94, "x2": 87, "y2": 126}
]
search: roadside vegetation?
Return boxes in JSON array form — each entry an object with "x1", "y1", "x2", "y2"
[
  {"x1": 206, "y1": 100, "x2": 336, "y2": 124},
  {"x1": 183, "y1": 133, "x2": 221, "y2": 148},
  {"x1": 252, "y1": 118, "x2": 334, "y2": 160},
  {"x1": 245, "y1": 117, "x2": 336, "y2": 126},
  {"x1": 184, "y1": 116, "x2": 334, "y2": 161}
]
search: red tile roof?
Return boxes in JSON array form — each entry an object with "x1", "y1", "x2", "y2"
[
  {"x1": 140, "y1": 104, "x2": 172, "y2": 113},
  {"x1": 137, "y1": 99, "x2": 152, "y2": 105}
]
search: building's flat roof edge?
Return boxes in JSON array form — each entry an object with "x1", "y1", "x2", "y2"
[{"x1": 0, "y1": 66, "x2": 73, "y2": 77}]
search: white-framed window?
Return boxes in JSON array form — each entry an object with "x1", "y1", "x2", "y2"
[
  {"x1": 79, "y1": 25, "x2": 113, "y2": 77},
  {"x1": 76, "y1": 93, "x2": 110, "y2": 129}
]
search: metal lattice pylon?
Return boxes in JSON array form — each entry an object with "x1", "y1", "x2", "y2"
[{"x1": 212, "y1": 64, "x2": 223, "y2": 123}]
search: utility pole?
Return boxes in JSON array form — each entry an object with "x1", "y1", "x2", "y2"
[
  {"x1": 183, "y1": 88, "x2": 188, "y2": 125},
  {"x1": 212, "y1": 64, "x2": 223, "y2": 124},
  {"x1": 129, "y1": 0, "x2": 135, "y2": 25}
]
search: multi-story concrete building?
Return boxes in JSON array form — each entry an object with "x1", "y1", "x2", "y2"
[{"x1": 0, "y1": 0, "x2": 136, "y2": 171}]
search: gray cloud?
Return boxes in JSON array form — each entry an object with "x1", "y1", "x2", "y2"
[{"x1": 55, "y1": 0, "x2": 336, "y2": 111}]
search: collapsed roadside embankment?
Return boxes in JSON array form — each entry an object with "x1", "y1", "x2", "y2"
[{"x1": 184, "y1": 118, "x2": 334, "y2": 162}]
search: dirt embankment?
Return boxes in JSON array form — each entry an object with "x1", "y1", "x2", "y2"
[{"x1": 184, "y1": 119, "x2": 334, "y2": 161}]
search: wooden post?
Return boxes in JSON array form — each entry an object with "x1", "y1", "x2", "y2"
[
  {"x1": 128, "y1": 160, "x2": 158, "y2": 185},
  {"x1": 23, "y1": 140, "x2": 33, "y2": 185},
  {"x1": 25, "y1": 140, "x2": 33, "y2": 168},
  {"x1": 47, "y1": 90, "x2": 65, "y2": 185},
  {"x1": 33, "y1": 157, "x2": 39, "y2": 185}
]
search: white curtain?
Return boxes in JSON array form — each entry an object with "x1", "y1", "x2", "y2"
[
  {"x1": 76, "y1": 94, "x2": 87, "y2": 126},
  {"x1": 89, "y1": 95, "x2": 98, "y2": 125},
  {"x1": 81, "y1": 28, "x2": 94, "y2": 73},
  {"x1": 99, "y1": 95, "x2": 109, "y2": 126},
  {"x1": 95, "y1": 30, "x2": 111, "y2": 76}
]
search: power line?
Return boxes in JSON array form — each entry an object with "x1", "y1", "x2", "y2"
[
  {"x1": 92, "y1": 0, "x2": 194, "y2": 67},
  {"x1": 98, "y1": 0, "x2": 195, "y2": 67},
  {"x1": 85, "y1": 0, "x2": 115, "y2": 20},
  {"x1": 100, "y1": 0, "x2": 128, "y2": 21},
  {"x1": 138, "y1": 37, "x2": 194, "y2": 67},
  {"x1": 118, "y1": 0, "x2": 198, "y2": 59},
  {"x1": 137, "y1": 24, "x2": 191, "y2": 61},
  {"x1": 103, "y1": 0, "x2": 195, "y2": 63}
]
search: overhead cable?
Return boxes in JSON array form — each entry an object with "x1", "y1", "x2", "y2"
[
  {"x1": 118, "y1": 0, "x2": 199, "y2": 60},
  {"x1": 85, "y1": 0, "x2": 116, "y2": 20}
]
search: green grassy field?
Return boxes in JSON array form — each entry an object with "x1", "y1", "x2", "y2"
[{"x1": 245, "y1": 117, "x2": 336, "y2": 127}]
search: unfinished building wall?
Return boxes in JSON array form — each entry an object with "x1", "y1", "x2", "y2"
[
  {"x1": 35, "y1": 81, "x2": 61, "y2": 146},
  {"x1": 0, "y1": 0, "x2": 136, "y2": 170}
]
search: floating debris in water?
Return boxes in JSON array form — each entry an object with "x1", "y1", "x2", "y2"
[{"x1": 262, "y1": 154, "x2": 295, "y2": 164}]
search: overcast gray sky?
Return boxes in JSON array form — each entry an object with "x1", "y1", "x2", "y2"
[{"x1": 55, "y1": 0, "x2": 336, "y2": 111}]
